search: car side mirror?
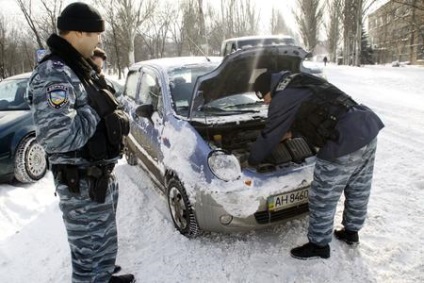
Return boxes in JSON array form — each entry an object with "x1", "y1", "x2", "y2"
[{"x1": 135, "y1": 104, "x2": 154, "y2": 123}]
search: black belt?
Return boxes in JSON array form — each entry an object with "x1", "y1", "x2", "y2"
[
  {"x1": 51, "y1": 163, "x2": 115, "y2": 202},
  {"x1": 62, "y1": 150, "x2": 85, "y2": 158},
  {"x1": 51, "y1": 163, "x2": 115, "y2": 178}
]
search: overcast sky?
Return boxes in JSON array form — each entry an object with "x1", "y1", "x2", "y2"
[
  {"x1": 0, "y1": 0, "x2": 296, "y2": 30},
  {"x1": 0, "y1": 0, "x2": 385, "y2": 39}
]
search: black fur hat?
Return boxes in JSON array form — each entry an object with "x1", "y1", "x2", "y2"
[
  {"x1": 57, "y1": 2, "x2": 104, "y2": 32},
  {"x1": 93, "y1": 47, "x2": 107, "y2": 60}
]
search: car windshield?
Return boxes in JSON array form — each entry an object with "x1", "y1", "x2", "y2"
[
  {"x1": 200, "y1": 93, "x2": 267, "y2": 116},
  {"x1": 168, "y1": 64, "x2": 218, "y2": 116},
  {"x1": 0, "y1": 78, "x2": 30, "y2": 111}
]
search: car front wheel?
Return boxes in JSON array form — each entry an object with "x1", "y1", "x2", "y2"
[
  {"x1": 124, "y1": 147, "x2": 137, "y2": 166},
  {"x1": 14, "y1": 136, "x2": 47, "y2": 183},
  {"x1": 124, "y1": 137, "x2": 137, "y2": 166},
  {"x1": 167, "y1": 178, "x2": 200, "y2": 238}
]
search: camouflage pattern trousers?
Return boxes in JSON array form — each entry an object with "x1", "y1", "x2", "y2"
[
  {"x1": 54, "y1": 171, "x2": 119, "y2": 283},
  {"x1": 308, "y1": 138, "x2": 377, "y2": 246}
]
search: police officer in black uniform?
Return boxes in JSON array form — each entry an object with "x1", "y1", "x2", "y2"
[
  {"x1": 28, "y1": 2, "x2": 134, "y2": 282},
  {"x1": 248, "y1": 71, "x2": 384, "y2": 260}
]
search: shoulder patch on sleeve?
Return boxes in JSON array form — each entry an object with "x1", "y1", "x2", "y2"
[
  {"x1": 52, "y1": 60, "x2": 65, "y2": 68},
  {"x1": 46, "y1": 84, "x2": 69, "y2": 109}
]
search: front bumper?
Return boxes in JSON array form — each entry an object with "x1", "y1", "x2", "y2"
[
  {"x1": 195, "y1": 191, "x2": 309, "y2": 233},
  {"x1": 193, "y1": 164, "x2": 314, "y2": 233}
]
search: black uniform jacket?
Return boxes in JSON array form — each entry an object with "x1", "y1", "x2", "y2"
[{"x1": 248, "y1": 72, "x2": 384, "y2": 165}]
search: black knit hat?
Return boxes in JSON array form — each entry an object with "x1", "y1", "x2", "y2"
[
  {"x1": 57, "y1": 2, "x2": 105, "y2": 32},
  {"x1": 253, "y1": 71, "x2": 272, "y2": 97}
]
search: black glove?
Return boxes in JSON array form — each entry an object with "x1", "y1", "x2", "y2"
[{"x1": 240, "y1": 156, "x2": 254, "y2": 169}]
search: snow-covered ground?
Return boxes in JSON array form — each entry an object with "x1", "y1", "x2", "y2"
[{"x1": 1, "y1": 63, "x2": 423, "y2": 283}]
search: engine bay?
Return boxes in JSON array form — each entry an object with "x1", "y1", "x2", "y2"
[{"x1": 194, "y1": 121, "x2": 315, "y2": 171}]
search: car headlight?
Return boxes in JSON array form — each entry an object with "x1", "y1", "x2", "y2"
[{"x1": 207, "y1": 150, "x2": 241, "y2": 181}]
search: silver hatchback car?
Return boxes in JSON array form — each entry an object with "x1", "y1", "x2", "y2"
[{"x1": 123, "y1": 45, "x2": 317, "y2": 237}]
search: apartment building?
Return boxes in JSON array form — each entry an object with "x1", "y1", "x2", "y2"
[{"x1": 368, "y1": 0, "x2": 424, "y2": 65}]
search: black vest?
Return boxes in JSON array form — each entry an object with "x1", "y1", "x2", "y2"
[
  {"x1": 82, "y1": 72, "x2": 130, "y2": 161},
  {"x1": 286, "y1": 73, "x2": 358, "y2": 147},
  {"x1": 40, "y1": 54, "x2": 129, "y2": 161}
]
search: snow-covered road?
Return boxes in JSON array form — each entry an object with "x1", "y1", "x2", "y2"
[{"x1": 1, "y1": 64, "x2": 423, "y2": 283}]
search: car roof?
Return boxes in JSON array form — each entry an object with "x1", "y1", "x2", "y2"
[
  {"x1": 223, "y1": 35, "x2": 294, "y2": 42},
  {"x1": 129, "y1": 56, "x2": 222, "y2": 71}
]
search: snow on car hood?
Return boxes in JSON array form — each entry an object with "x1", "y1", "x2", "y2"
[{"x1": 189, "y1": 45, "x2": 309, "y2": 117}]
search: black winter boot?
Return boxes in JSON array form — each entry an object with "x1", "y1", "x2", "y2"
[
  {"x1": 109, "y1": 274, "x2": 135, "y2": 283},
  {"x1": 113, "y1": 265, "x2": 122, "y2": 274},
  {"x1": 290, "y1": 242, "x2": 330, "y2": 260},
  {"x1": 334, "y1": 228, "x2": 359, "y2": 246}
]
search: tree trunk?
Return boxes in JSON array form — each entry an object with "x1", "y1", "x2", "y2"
[
  {"x1": 355, "y1": 0, "x2": 363, "y2": 66},
  {"x1": 409, "y1": 0, "x2": 417, "y2": 63},
  {"x1": 198, "y1": 0, "x2": 207, "y2": 54},
  {"x1": 128, "y1": 37, "x2": 135, "y2": 67}
]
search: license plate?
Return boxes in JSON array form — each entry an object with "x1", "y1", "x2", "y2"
[{"x1": 268, "y1": 188, "x2": 309, "y2": 211}]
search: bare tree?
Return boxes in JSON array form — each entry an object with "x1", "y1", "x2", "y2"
[
  {"x1": 181, "y1": 0, "x2": 203, "y2": 55},
  {"x1": 114, "y1": 0, "x2": 155, "y2": 66},
  {"x1": 197, "y1": 0, "x2": 207, "y2": 53},
  {"x1": 0, "y1": 25, "x2": 34, "y2": 76},
  {"x1": 15, "y1": 0, "x2": 45, "y2": 49},
  {"x1": 342, "y1": 0, "x2": 359, "y2": 65},
  {"x1": 94, "y1": 0, "x2": 127, "y2": 78},
  {"x1": 294, "y1": 0, "x2": 324, "y2": 53},
  {"x1": 232, "y1": 0, "x2": 259, "y2": 36},
  {"x1": 341, "y1": 0, "x2": 379, "y2": 66},
  {"x1": 20, "y1": 34, "x2": 37, "y2": 71},
  {"x1": 36, "y1": 0, "x2": 64, "y2": 38},
  {"x1": 219, "y1": 0, "x2": 259, "y2": 39},
  {"x1": 353, "y1": 0, "x2": 364, "y2": 66},
  {"x1": 220, "y1": 0, "x2": 234, "y2": 38},
  {"x1": 0, "y1": 14, "x2": 35, "y2": 77},
  {"x1": 4, "y1": 29, "x2": 19, "y2": 75},
  {"x1": 325, "y1": 0, "x2": 343, "y2": 63},
  {"x1": 170, "y1": 0, "x2": 260, "y2": 56},
  {"x1": 270, "y1": 6, "x2": 293, "y2": 36},
  {"x1": 205, "y1": 3, "x2": 226, "y2": 54},
  {"x1": 169, "y1": 6, "x2": 185, "y2": 56},
  {"x1": 0, "y1": 14, "x2": 6, "y2": 79},
  {"x1": 141, "y1": 9, "x2": 173, "y2": 58},
  {"x1": 108, "y1": 8, "x2": 125, "y2": 78},
  {"x1": 179, "y1": 0, "x2": 222, "y2": 56}
]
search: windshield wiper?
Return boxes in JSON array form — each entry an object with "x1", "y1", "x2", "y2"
[
  {"x1": 201, "y1": 106, "x2": 259, "y2": 115},
  {"x1": 230, "y1": 109, "x2": 260, "y2": 113},
  {"x1": 234, "y1": 101, "x2": 264, "y2": 107}
]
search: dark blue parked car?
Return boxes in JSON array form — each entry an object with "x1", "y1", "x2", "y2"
[
  {"x1": 0, "y1": 72, "x2": 48, "y2": 183},
  {"x1": 122, "y1": 45, "x2": 318, "y2": 237}
]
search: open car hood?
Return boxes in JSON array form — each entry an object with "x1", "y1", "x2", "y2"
[{"x1": 189, "y1": 45, "x2": 309, "y2": 117}]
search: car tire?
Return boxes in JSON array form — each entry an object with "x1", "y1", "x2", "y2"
[
  {"x1": 124, "y1": 147, "x2": 137, "y2": 166},
  {"x1": 14, "y1": 135, "x2": 47, "y2": 183},
  {"x1": 167, "y1": 178, "x2": 200, "y2": 238}
]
